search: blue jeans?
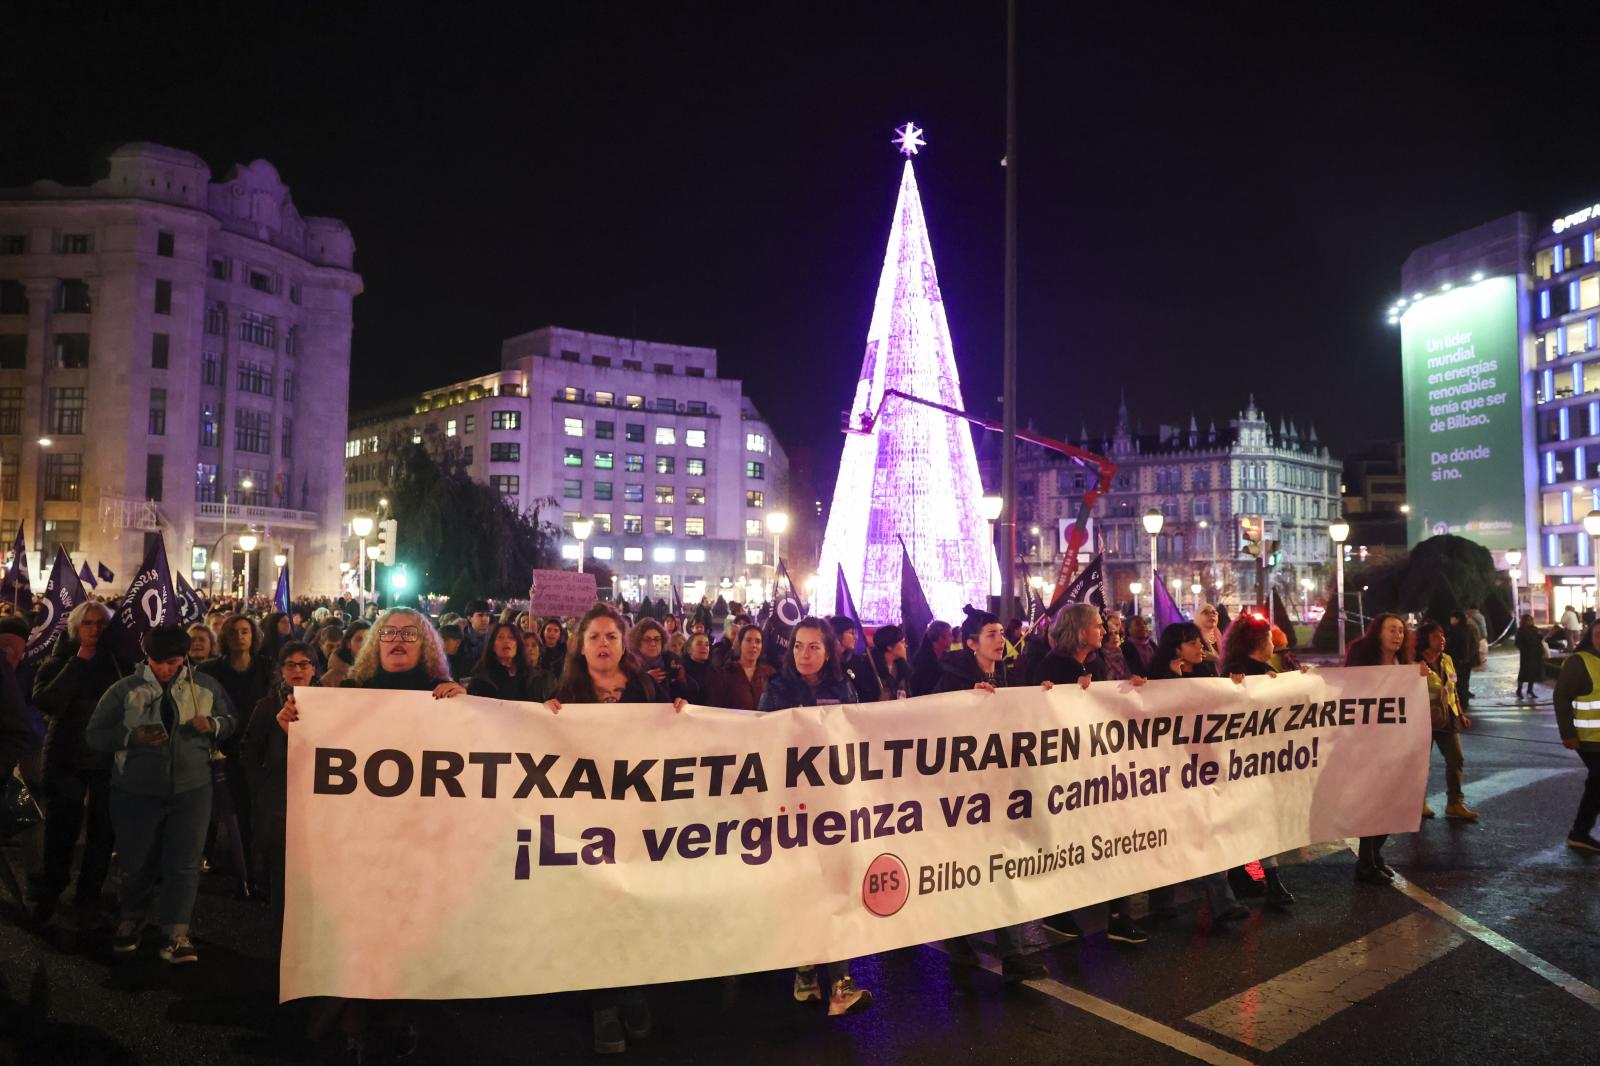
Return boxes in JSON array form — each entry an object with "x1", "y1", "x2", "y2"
[{"x1": 110, "y1": 786, "x2": 211, "y2": 934}]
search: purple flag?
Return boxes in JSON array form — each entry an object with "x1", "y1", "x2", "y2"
[
  {"x1": 0, "y1": 522, "x2": 29, "y2": 605},
  {"x1": 1152, "y1": 569, "x2": 1186, "y2": 638},
  {"x1": 898, "y1": 536, "x2": 934, "y2": 659},
  {"x1": 79, "y1": 560, "x2": 98, "y2": 589},
  {"x1": 273, "y1": 564, "x2": 291, "y2": 614},
  {"x1": 110, "y1": 532, "x2": 176, "y2": 660},
  {"x1": 176, "y1": 570, "x2": 205, "y2": 625},
  {"x1": 834, "y1": 565, "x2": 867, "y2": 654},
  {"x1": 24, "y1": 547, "x2": 86, "y2": 666}
]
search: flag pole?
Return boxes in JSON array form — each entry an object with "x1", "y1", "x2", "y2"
[{"x1": 999, "y1": 0, "x2": 1020, "y2": 624}]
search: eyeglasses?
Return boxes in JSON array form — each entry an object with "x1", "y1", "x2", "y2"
[
  {"x1": 378, "y1": 627, "x2": 422, "y2": 643},
  {"x1": 282, "y1": 659, "x2": 315, "y2": 670}
]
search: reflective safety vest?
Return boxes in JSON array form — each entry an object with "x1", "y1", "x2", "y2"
[{"x1": 1571, "y1": 651, "x2": 1600, "y2": 744}]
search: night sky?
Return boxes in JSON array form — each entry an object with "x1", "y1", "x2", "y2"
[{"x1": 7, "y1": 4, "x2": 1600, "y2": 472}]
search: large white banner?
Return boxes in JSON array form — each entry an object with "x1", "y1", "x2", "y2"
[{"x1": 281, "y1": 666, "x2": 1429, "y2": 1001}]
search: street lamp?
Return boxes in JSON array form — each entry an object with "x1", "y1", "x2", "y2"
[
  {"x1": 351, "y1": 515, "x2": 374, "y2": 609},
  {"x1": 1143, "y1": 508, "x2": 1165, "y2": 600},
  {"x1": 1504, "y1": 548, "x2": 1523, "y2": 616},
  {"x1": 572, "y1": 518, "x2": 594, "y2": 574},
  {"x1": 981, "y1": 495, "x2": 1004, "y2": 596},
  {"x1": 1129, "y1": 580, "x2": 1143, "y2": 619},
  {"x1": 1329, "y1": 516, "x2": 1350, "y2": 659},
  {"x1": 238, "y1": 531, "x2": 258, "y2": 604},
  {"x1": 273, "y1": 551, "x2": 287, "y2": 570},
  {"x1": 366, "y1": 544, "x2": 382, "y2": 610},
  {"x1": 1583, "y1": 510, "x2": 1600, "y2": 612}
]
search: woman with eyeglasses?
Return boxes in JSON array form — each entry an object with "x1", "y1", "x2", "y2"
[
  {"x1": 241, "y1": 641, "x2": 318, "y2": 945},
  {"x1": 276, "y1": 610, "x2": 461, "y2": 1063}
]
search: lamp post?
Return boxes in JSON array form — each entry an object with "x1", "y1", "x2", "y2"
[
  {"x1": 366, "y1": 545, "x2": 382, "y2": 612},
  {"x1": 1129, "y1": 580, "x2": 1143, "y2": 619},
  {"x1": 981, "y1": 495, "x2": 1004, "y2": 598},
  {"x1": 1584, "y1": 511, "x2": 1600, "y2": 612},
  {"x1": 350, "y1": 515, "x2": 374, "y2": 611},
  {"x1": 1143, "y1": 508, "x2": 1165, "y2": 601},
  {"x1": 572, "y1": 518, "x2": 594, "y2": 574},
  {"x1": 1505, "y1": 548, "x2": 1523, "y2": 616},
  {"x1": 1329, "y1": 516, "x2": 1350, "y2": 660},
  {"x1": 1191, "y1": 580, "x2": 1203, "y2": 616},
  {"x1": 765, "y1": 511, "x2": 788, "y2": 588},
  {"x1": 238, "y1": 531, "x2": 258, "y2": 605}
]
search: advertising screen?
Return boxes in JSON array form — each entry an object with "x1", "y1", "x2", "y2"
[{"x1": 1400, "y1": 275, "x2": 1526, "y2": 550}]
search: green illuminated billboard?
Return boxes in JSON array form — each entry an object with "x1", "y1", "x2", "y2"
[{"x1": 1400, "y1": 275, "x2": 1525, "y2": 549}]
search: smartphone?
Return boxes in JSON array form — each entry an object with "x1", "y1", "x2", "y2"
[{"x1": 137, "y1": 723, "x2": 168, "y2": 741}]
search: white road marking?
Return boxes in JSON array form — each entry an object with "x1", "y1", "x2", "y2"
[
  {"x1": 1185, "y1": 913, "x2": 1465, "y2": 1050},
  {"x1": 1425, "y1": 766, "x2": 1575, "y2": 814},
  {"x1": 936, "y1": 944, "x2": 1253, "y2": 1065}
]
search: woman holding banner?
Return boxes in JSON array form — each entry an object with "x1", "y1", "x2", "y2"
[
  {"x1": 1344, "y1": 613, "x2": 1426, "y2": 884},
  {"x1": 1220, "y1": 613, "x2": 1299, "y2": 906},
  {"x1": 277, "y1": 608, "x2": 464, "y2": 1064},
  {"x1": 756, "y1": 617, "x2": 873, "y2": 1018}
]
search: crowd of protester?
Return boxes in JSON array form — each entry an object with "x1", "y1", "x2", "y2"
[{"x1": 4, "y1": 583, "x2": 1596, "y2": 1063}]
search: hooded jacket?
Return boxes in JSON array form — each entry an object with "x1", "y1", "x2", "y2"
[{"x1": 85, "y1": 663, "x2": 236, "y2": 796}]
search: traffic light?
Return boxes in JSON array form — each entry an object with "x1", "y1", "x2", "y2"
[
  {"x1": 376, "y1": 518, "x2": 398, "y2": 565},
  {"x1": 1240, "y1": 516, "x2": 1262, "y2": 558},
  {"x1": 1266, "y1": 540, "x2": 1281, "y2": 567}
]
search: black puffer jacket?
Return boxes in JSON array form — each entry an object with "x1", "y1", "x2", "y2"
[{"x1": 32, "y1": 638, "x2": 133, "y2": 772}]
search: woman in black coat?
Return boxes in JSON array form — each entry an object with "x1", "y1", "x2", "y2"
[
  {"x1": 1515, "y1": 614, "x2": 1547, "y2": 700},
  {"x1": 240, "y1": 641, "x2": 318, "y2": 940},
  {"x1": 467, "y1": 621, "x2": 549, "y2": 702}
]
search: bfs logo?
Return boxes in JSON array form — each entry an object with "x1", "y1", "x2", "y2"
[{"x1": 861, "y1": 853, "x2": 909, "y2": 917}]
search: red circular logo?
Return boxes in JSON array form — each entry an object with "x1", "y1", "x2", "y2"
[{"x1": 862, "y1": 853, "x2": 910, "y2": 917}]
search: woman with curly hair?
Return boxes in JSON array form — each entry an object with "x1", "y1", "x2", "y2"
[{"x1": 627, "y1": 617, "x2": 694, "y2": 700}]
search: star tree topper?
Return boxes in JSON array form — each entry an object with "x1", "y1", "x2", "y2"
[{"x1": 893, "y1": 121, "x2": 926, "y2": 157}]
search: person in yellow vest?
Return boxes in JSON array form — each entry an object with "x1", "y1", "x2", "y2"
[
  {"x1": 1553, "y1": 621, "x2": 1600, "y2": 851},
  {"x1": 1416, "y1": 620, "x2": 1477, "y2": 821}
]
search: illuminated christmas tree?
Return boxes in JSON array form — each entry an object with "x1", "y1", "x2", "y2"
[{"x1": 814, "y1": 124, "x2": 995, "y2": 624}]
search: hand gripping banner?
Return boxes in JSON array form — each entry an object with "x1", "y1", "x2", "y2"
[{"x1": 281, "y1": 666, "x2": 1429, "y2": 1001}]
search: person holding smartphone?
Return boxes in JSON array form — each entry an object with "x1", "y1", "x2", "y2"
[{"x1": 85, "y1": 624, "x2": 236, "y2": 964}]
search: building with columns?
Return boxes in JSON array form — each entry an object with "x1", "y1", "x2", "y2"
[
  {"x1": 0, "y1": 143, "x2": 361, "y2": 596},
  {"x1": 987, "y1": 396, "x2": 1343, "y2": 613},
  {"x1": 346, "y1": 326, "x2": 789, "y2": 606}
]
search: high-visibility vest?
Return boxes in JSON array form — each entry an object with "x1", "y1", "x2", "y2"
[{"x1": 1571, "y1": 650, "x2": 1600, "y2": 744}]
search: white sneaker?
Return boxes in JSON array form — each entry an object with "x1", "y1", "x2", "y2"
[
  {"x1": 828, "y1": 975, "x2": 872, "y2": 1016},
  {"x1": 792, "y1": 967, "x2": 821, "y2": 1002}
]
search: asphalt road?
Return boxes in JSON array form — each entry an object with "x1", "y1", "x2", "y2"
[{"x1": 3, "y1": 650, "x2": 1596, "y2": 1065}]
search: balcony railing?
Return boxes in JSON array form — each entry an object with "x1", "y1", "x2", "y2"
[{"x1": 195, "y1": 501, "x2": 319, "y2": 528}]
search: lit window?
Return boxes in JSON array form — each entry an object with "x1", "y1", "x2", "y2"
[
  {"x1": 491, "y1": 410, "x2": 520, "y2": 430},
  {"x1": 624, "y1": 546, "x2": 644, "y2": 561},
  {"x1": 746, "y1": 549, "x2": 765, "y2": 565},
  {"x1": 687, "y1": 458, "x2": 706, "y2": 476},
  {"x1": 685, "y1": 548, "x2": 706, "y2": 563},
  {"x1": 655, "y1": 426, "x2": 676, "y2": 446},
  {"x1": 656, "y1": 485, "x2": 675, "y2": 504},
  {"x1": 446, "y1": 419, "x2": 457, "y2": 437},
  {"x1": 563, "y1": 417, "x2": 583, "y2": 437},
  {"x1": 746, "y1": 461, "x2": 765, "y2": 479},
  {"x1": 491, "y1": 442, "x2": 520, "y2": 462},
  {"x1": 746, "y1": 432, "x2": 767, "y2": 452},
  {"x1": 686, "y1": 429, "x2": 706, "y2": 448},
  {"x1": 625, "y1": 395, "x2": 644, "y2": 409},
  {"x1": 592, "y1": 513, "x2": 612, "y2": 533},
  {"x1": 686, "y1": 517, "x2": 704, "y2": 536},
  {"x1": 561, "y1": 544, "x2": 579, "y2": 560},
  {"x1": 653, "y1": 546, "x2": 677, "y2": 562},
  {"x1": 564, "y1": 447, "x2": 583, "y2": 466},
  {"x1": 595, "y1": 391, "x2": 614, "y2": 406},
  {"x1": 747, "y1": 490, "x2": 764, "y2": 508},
  {"x1": 625, "y1": 453, "x2": 644, "y2": 472},
  {"x1": 592, "y1": 546, "x2": 614, "y2": 561},
  {"x1": 687, "y1": 488, "x2": 705, "y2": 505},
  {"x1": 624, "y1": 516, "x2": 643, "y2": 535},
  {"x1": 624, "y1": 484, "x2": 644, "y2": 502},
  {"x1": 655, "y1": 517, "x2": 674, "y2": 535},
  {"x1": 594, "y1": 451, "x2": 614, "y2": 469},
  {"x1": 561, "y1": 386, "x2": 584, "y2": 402},
  {"x1": 745, "y1": 519, "x2": 762, "y2": 537},
  {"x1": 656, "y1": 456, "x2": 675, "y2": 474}
]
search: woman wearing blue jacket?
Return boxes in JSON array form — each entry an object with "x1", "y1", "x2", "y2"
[{"x1": 85, "y1": 624, "x2": 235, "y2": 965}]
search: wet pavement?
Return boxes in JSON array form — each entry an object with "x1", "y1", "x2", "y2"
[{"x1": 3, "y1": 650, "x2": 1596, "y2": 1064}]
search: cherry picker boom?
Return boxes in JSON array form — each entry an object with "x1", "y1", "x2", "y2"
[{"x1": 851, "y1": 388, "x2": 1116, "y2": 615}]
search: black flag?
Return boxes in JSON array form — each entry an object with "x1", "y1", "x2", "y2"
[
  {"x1": 24, "y1": 547, "x2": 86, "y2": 666},
  {"x1": 110, "y1": 533, "x2": 177, "y2": 659},
  {"x1": 176, "y1": 570, "x2": 205, "y2": 626},
  {"x1": 899, "y1": 537, "x2": 934, "y2": 659}
]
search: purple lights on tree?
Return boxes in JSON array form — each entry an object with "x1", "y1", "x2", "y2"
[{"x1": 814, "y1": 132, "x2": 995, "y2": 624}]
